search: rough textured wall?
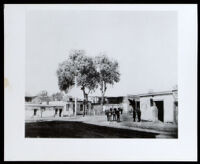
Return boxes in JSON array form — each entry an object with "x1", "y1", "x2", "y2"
[
  {"x1": 140, "y1": 95, "x2": 175, "y2": 123},
  {"x1": 140, "y1": 97, "x2": 152, "y2": 121}
]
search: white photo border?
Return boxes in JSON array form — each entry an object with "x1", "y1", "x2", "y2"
[{"x1": 4, "y1": 4, "x2": 197, "y2": 161}]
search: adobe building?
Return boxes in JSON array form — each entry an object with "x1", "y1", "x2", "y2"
[
  {"x1": 127, "y1": 89, "x2": 178, "y2": 124},
  {"x1": 25, "y1": 95, "x2": 92, "y2": 119},
  {"x1": 89, "y1": 89, "x2": 178, "y2": 124}
]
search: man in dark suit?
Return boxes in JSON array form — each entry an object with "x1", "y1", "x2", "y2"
[
  {"x1": 113, "y1": 108, "x2": 117, "y2": 121},
  {"x1": 117, "y1": 108, "x2": 121, "y2": 122},
  {"x1": 105, "y1": 109, "x2": 110, "y2": 121},
  {"x1": 137, "y1": 108, "x2": 141, "y2": 122},
  {"x1": 129, "y1": 99, "x2": 136, "y2": 122},
  {"x1": 109, "y1": 108, "x2": 113, "y2": 121}
]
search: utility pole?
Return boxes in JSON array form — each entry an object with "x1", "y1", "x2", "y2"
[{"x1": 74, "y1": 75, "x2": 77, "y2": 116}]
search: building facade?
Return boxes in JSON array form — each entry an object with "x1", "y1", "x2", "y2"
[
  {"x1": 25, "y1": 90, "x2": 178, "y2": 123},
  {"x1": 128, "y1": 90, "x2": 178, "y2": 124},
  {"x1": 89, "y1": 89, "x2": 178, "y2": 124},
  {"x1": 25, "y1": 95, "x2": 92, "y2": 119}
]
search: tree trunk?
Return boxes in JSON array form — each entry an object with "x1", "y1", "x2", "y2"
[
  {"x1": 82, "y1": 89, "x2": 88, "y2": 117},
  {"x1": 83, "y1": 94, "x2": 86, "y2": 117},
  {"x1": 101, "y1": 92, "x2": 105, "y2": 111},
  {"x1": 100, "y1": 82, "x2": 106, "y2": 113},
  {"x1": 85, "y1": 93, "x2": 89, "y2": 116}
]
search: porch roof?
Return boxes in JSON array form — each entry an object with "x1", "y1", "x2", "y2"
[{"x1": 25, "y1": 104, "x2": 64, "y2": 108}]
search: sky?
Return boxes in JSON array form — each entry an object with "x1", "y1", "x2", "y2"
[{"x1": 26, "y1": 10, "x2": 177, "y2": 98}]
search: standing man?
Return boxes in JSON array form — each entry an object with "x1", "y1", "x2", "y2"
[
  {"x1": 137, "y1": 108, "x2": 141, "y2": 122},
  {"x1": 109, "y1": 108, "x2": 112, "y2": 121},
  {"x1": 117, "y1": 108, "x2": 121, "y2": 122},
  {"x1": 129, "y1": 99, "x2": 136, "y2": 122},
  {"x1": 105, "y1": 109, "x2": 110, "y2": 121},
  {"x1": 113, "y1": 108, "x2": 117, "y2": 121},
  {"x1": 133, "y1": 109, "x2": 136, "y2": 122}
]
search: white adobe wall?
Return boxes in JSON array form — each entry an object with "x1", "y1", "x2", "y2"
[
  {"x1": 62, "y1": 103, "x2": 73, "y2": 116},
  {"x1": 25, "y1": 106, "x2": 41, "y2": 118},
  {"x1": 42, "y1": 108, "x2": 55, "y2": 117},
  {"x1": 161, "y1": 95, "x2": 174, "y2": 122},
  {"x1": 140, "y1": 97, "x2": 153, "y2": 121},
  {"x1": 153, "y1": 95, "x2": 174, "y2": 122},
  {"x1": 25, "y1": 105, "x2": 64, "y2": 119},
  {"x1": 140, "y1": 95, "x2": 175, "y2": 123},
  {"x1": 62, "y1": 102, "x2": 87, "y2": 116}
]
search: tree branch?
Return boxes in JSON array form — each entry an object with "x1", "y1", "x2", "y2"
[{"x1": 87, "y1": 89, "x2": 91, "y2": 95}]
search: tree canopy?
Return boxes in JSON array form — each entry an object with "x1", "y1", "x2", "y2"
[
  {"x1": 95, "y1": 55, "x2": 120, "y2": 85},
  {"x1": 57, "y1": 50, "x2": 99, "y2": 94},
  {"x1": 52, "y1": 92, "x2": 64, "y2": 101},
  {"x1": 57, "y1": 50, "x2": 120, "y2": 112},
  {"x1": 95, "y1": 54, "x2": 120, "y2": 105}
]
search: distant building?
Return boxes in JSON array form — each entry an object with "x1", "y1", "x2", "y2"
[
  {"x1": 25, "y1": 94, "x2": 92, "y2": 119},
  {"x1": 25, "y1": 92, "x2": 37, "y2": 103}
]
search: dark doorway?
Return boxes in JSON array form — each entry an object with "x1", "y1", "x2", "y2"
[
  {"x1": 80, "y1": 104, "x2": 83, "y2": 111},
  {"x1": 59, "y1": 109, "x2": 62, "y2": 117},
  {"x1": 155, "y1": 101, "x2": 164, "y2": 122},
  {"x1": 55, "y1": 108, "x2": 58, "y2": 115},
  {"x1": 174, "y1": 101, "x2": 178, "y2": 124},
  {"x1": 73, "y1": 104, "x2": 75, "y2": 115},
  {"x1": 33, "y1": 109, "x2": 37, "y2": 116}
]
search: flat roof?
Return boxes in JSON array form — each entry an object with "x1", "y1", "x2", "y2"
[
  {"x1": 25, "y1": 104, "x2": 63, "y2": 107},
  {"x1": 25, "y1": 96, "x2": 37, "y2": 98},
  {"x1": 128, "y1": 90, "x2": 177, "y2": 98}
]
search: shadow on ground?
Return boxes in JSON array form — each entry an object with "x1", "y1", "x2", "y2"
[{"x1": 25, "y1": 121, "x2": 160, "y2": 138}]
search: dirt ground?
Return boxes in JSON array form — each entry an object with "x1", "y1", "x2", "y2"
[
  {"x1": 26, "y1": 113, "x2": 178, "y2": 138},
  {"x1": 25, "y1": 121, "x2": 159, "y2": 138}
]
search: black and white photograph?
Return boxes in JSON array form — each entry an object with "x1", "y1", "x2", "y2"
[
  {"x1": 4, "y1": 4, "x2": 197, "y2": 161},
  {"x1": 24, "y1": 8, "x2": 178, "y2": 139}
]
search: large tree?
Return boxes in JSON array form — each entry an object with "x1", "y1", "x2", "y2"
[
  {"x1": 56, "y1": 50, "x2": 99, "y2": 116},
  {"x1": 95, "y1": 54, "x2": 120, "y2": 109}
]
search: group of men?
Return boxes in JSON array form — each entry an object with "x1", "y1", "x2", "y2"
[
  {"x1": 105, "y1": 108, "x2": 123, "y2": 122},
  {"x1": 104, "y1": 99, "x2": 142, "y2": 123}
]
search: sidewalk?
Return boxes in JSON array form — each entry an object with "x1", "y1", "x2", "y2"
[{"x1": 80, "y1": 115, "x2": 178, "y2": 136}]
